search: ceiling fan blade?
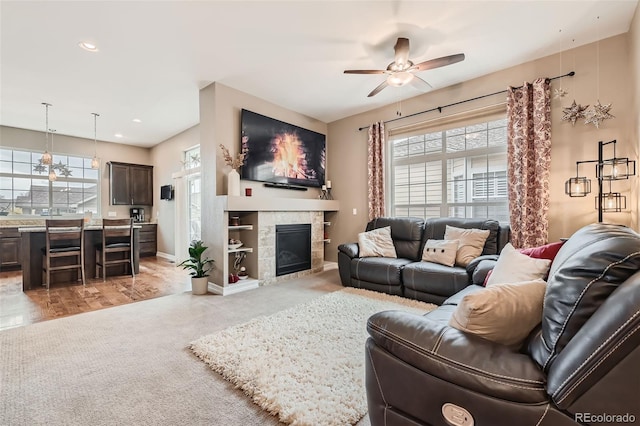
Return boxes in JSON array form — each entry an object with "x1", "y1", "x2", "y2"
[
  {"x1": 411, "y1": 75, "x2": 433, "y2": 90},
  {"x1": 394, "y1": 37, "x2": 410, "y2": 67},
  {"x1": 344, "y1": 69, "x2": 387, "y2": 75},
  {"x1": 411, "y1": 53, "x2": 465, "y2": 72},
  {"x1": 368, "y1": 80, "x2": 389, "y2": 97}
]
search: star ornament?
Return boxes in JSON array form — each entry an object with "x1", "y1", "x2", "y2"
[
  {"x1": 562, "y1": 100, "x2": 589, "y2": 126},
  {"x1": 584, "y1": 100, "x2": 614, "y2": 129},
  {"x1": 554, "y1": 87, "x2": 569, "y2": 99}
]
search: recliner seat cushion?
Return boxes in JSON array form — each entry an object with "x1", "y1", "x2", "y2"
[
  {"x1": 530, "y1": 223, "x2": 640, "y2": 371},
  {"x1": 351, "y1": 257, "x2": 412, "y2": 286},
  {"x1": 403, "y1": 262, "x2": 470, "y2": 298}
]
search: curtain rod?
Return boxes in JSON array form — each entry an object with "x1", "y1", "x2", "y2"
[{"x1": 357, "y1": 71, "x2": 575, "y2": 131}]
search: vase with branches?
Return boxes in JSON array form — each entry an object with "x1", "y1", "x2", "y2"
[{"x1": 220, "y1": 144, "x2": 246, "y2": 196}]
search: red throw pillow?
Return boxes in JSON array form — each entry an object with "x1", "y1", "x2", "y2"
[{"x1": 519, "y1": 241, "x2": 565, "y2": 261}]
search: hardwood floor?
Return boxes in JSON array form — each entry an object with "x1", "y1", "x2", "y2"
[{"x1": 0, "y1": 257, "x2": 192, "y2": 331}]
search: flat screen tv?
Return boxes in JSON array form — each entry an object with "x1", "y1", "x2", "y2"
[{"x1": 240, "y1": 109, "x2": 326, "y2": 188}]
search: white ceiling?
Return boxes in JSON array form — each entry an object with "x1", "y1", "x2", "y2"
[{"x1": 1, "y1": 1, "x2": 638, "y2": 148}]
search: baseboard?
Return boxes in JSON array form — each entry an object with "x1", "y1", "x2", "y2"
[
  {"x1": 156, "y1": 252, "x2": 176, "y2": 262},
  {"x1": 208, "y1": 278, "x2": 260, "y2": 296}
]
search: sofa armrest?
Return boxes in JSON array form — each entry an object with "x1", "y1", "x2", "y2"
[
  {"x1": 338, "y1": 242, "x2": 359, "y2": 258},
  {"x1": 367, "y1": 310, "x2": 547, "y2": 404},
  {"x1": 470, "y1": 258, "x2": 499, "y2": 285}
]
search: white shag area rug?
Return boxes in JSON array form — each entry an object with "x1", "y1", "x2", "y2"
[{"x1": 189, "y1": 287, "x2": 436, "y2": 426}]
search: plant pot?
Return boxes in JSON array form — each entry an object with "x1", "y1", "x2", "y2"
[{"x1": 191, "y1": 276, "x2": 209, "y2": 295}]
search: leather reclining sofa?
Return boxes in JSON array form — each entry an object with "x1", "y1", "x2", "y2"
[
  {"x1": 365, "y1": 223, "x2": 640, "y2": 426},
  {"x1": 338, "y1": 217, "x2": 510, "y2": 304}
]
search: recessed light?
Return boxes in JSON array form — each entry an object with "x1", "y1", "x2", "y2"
[
  {"x1": 132, "y1": 118, "x2": 142, "y2": 123},
  {"x1": 78, "y1": 41, "x2": 99, "y2": 52},
  {"x1": 114, "y1": 133, "x2": 123, "y2": 138}
]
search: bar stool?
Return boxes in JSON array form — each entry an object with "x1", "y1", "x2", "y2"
[
  {"x1": 42, "y1": 219, "x2": 86, "y2": 290},
  {"x1": 96, "y1": 218, "x2": 135, "y2": 281}
]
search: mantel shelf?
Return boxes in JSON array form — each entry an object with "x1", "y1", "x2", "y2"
[{"x1": 218, "y1": 196, "x2": 339, "y2": 212}]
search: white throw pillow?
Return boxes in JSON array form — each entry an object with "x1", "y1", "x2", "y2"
[
  {"x1": 443, "y1": 225, "x2": 490, "y2": 267},
  {"x1": 486, "y1": 243, "x2": 551, "y2": 286},
  {"x1": 358, "y1": 226, "x2": 397, "y2": 258},
  {"x1": 449, "y1": 279, "x2": 547, "y2": 348},
  {"x1": 421, "y1": 239, "x2": 459, "y2": 267}
]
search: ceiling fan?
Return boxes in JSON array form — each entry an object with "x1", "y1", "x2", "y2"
[{"x1": 344, "y1": 37, "x2": 465, "y2": 97}]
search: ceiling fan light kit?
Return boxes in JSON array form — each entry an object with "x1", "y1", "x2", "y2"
[{"x1": 344, "y1": 37, "x2": 465, "y2": 97}]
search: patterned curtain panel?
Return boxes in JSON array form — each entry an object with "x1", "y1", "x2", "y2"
[
  {"x1": 507, "y1": 78, "x2": 551, "y2": 248},
  {"x1": 367, "y1": 122, "x2": 385, "y2": 220}
]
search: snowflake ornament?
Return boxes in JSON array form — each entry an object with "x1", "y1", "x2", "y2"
[
  {"x1": 584, "y1": 100, "x2": 614, "y2": 128},
  {"x1": 554, "y1": 87, "x2": 568, "y2": 99},
  {"x1": 561, "y1": 100, "x2": 589, "y2": 126}
]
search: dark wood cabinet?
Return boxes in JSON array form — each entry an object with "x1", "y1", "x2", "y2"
[
  {"x1": 139, "y1": 224, "x2": 157, "y2": 257},
  {"x1": 0, "y1": 228, "x2": 21, "y2": 270},
  {"x1": 108, "y1": 162, "x2": 153, "y2": 205}
]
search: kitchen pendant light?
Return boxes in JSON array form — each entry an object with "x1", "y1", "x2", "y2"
[
  {"x1": 41, "y1": 103, "x2": 53, "y2": 165},
  {"x1": 91, "y1": 113, "x2": 100, "y2": 169},
  {"x1": 48, "y1": 129, "x2": 57, "y2": 181}
]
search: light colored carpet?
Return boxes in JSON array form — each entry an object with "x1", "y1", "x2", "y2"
[
  {"x1": 0, "y1": 268, "x2": 431, "y2": 425},
  {"x1": 190, "y1": 288, "x2": 436, "y2": 426}
]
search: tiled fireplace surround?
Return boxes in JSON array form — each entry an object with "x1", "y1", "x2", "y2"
[{"x1": 213, "y1": 196, "x2": 339, "y2": 294}]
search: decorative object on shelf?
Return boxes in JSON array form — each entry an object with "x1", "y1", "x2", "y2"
[
  {"x1": 220, "y1": 144, "x2": 246, "y2": 197},
  {"x1": 178, "y1": 240, "x2": 214, "y2": 295},
  {"x1": 229, "y1": 238, "x2": 243, "y2": 250},
  {"x1": 91, "y1": 112, "x2": 100, "y2": 169},
  {"x1": 229, "y1": 216, "x2": 240, "y2": 226},
  {"x1": 584, "y1": 16, "x2": 614, "y2": 128},
  {"x1": 237, "y1": 266, "x2": 248, "y2": 280},
  {"x1": 319, "y1": 180, "x2": 333, "y2": 200},
  {"x1": 561, "y1": 100, "x2": 588, "y2": 126},
  {"x1": 564, "y1": 139, "x2": 635, "y2": 222},
  {"x1": 245, "y1": 187, "x2": 252, "y2": 197}
]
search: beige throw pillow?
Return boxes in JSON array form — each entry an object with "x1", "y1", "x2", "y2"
[
  {"x1": 485, "y1": 243, "x2": 551, "y2": 286},
  {"x1": 443, "y1": 225, "x2": 490, "y2": 266},
  {"x1": 358, "y1": 226, "x2": 397, "y2": 258},
  {"x1": 421, "y1": 239, "x2": 459, "y2": 267},
  {"x1": 449, "y1": 279, "x2": 547, "y2": 348}
]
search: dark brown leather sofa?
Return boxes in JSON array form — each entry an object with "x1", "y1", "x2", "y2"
[
  {"x1": 338, "y1": 217, "x2": 510, "y2": 304},
  {"x1": 365, "y1": 223, "x2": 640, "y2": 426}
]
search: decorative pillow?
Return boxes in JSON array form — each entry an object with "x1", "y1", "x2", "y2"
[
  {"x1": 421, "y1": 239, "x2": 459, "y2": 267},
  {"x1": 519, "y1": 240, "x2": 565, "y2": 261},
  {"x1": 449, "y1": 279, "x2": 547, "y2": 348},
  {"x1": 358, "y1": 226, "x2": 397, "y2": 258},
  {"x1": 485, "y1": 243, "x2": 551, "y2": 286},
  {"x1": 443, "y1": 225, "x2": 490, "y2": 267}
]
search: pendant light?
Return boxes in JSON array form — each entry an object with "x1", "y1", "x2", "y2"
[
  {"x1": 91, "y1": 113, "x2": 100, "y2": 169},
  {"x1": 41, "y1": 103, "x2": 53, "y2": 165},
  {"x1": 48, "y1": 129, "x2": 57, "y2": 181}
]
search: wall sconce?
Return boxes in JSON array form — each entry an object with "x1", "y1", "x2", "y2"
[{"x1": 564, "y1": 139, "x2": 635, "y2": 222}]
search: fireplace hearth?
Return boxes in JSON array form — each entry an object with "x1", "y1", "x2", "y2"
[{"x1": 275, "y1": 224, "x2": 311, "y2": 276}]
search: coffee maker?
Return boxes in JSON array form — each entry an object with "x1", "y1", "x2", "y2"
[{"x1": 130, "y1": 207, "x2": 145, "y2": 223}]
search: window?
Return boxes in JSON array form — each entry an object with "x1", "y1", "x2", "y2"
[
  {"x1": 390, "y1": 117, "x2": 509, "y2": 223},
  {"x1": 0, "y1": 148, "x2": 99, "y2": 216}
]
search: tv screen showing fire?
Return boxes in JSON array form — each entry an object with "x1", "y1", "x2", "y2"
[{"x1": 240, "y1": 109, "x2": 326, "y2": 188}]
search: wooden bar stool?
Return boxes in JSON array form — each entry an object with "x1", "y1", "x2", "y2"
[
  {"x1": 96, "y1": 218, "x2": 135, "y2": 281},
  {"x1": 42, "y1": 219, "x2": 86, "y2": 290}
]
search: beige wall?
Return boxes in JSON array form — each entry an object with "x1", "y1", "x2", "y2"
[
  {"x1": 327, "y1": 33, "x2": 637, "y2": 259},
  {"x1": 149, "y1": 125, "x2": 200, "y2": 256},
  {"x1": 0, "y1": 125, "x2": 152, "y2": 219}
]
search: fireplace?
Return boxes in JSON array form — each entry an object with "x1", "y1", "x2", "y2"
[{"x1": 275, "y1": 224, "x2": 311, "y2": 276}]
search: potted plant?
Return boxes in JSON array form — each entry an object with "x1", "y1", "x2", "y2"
[{"x1": 178, "y1": 240, "x2": 214, "y2": 295}]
